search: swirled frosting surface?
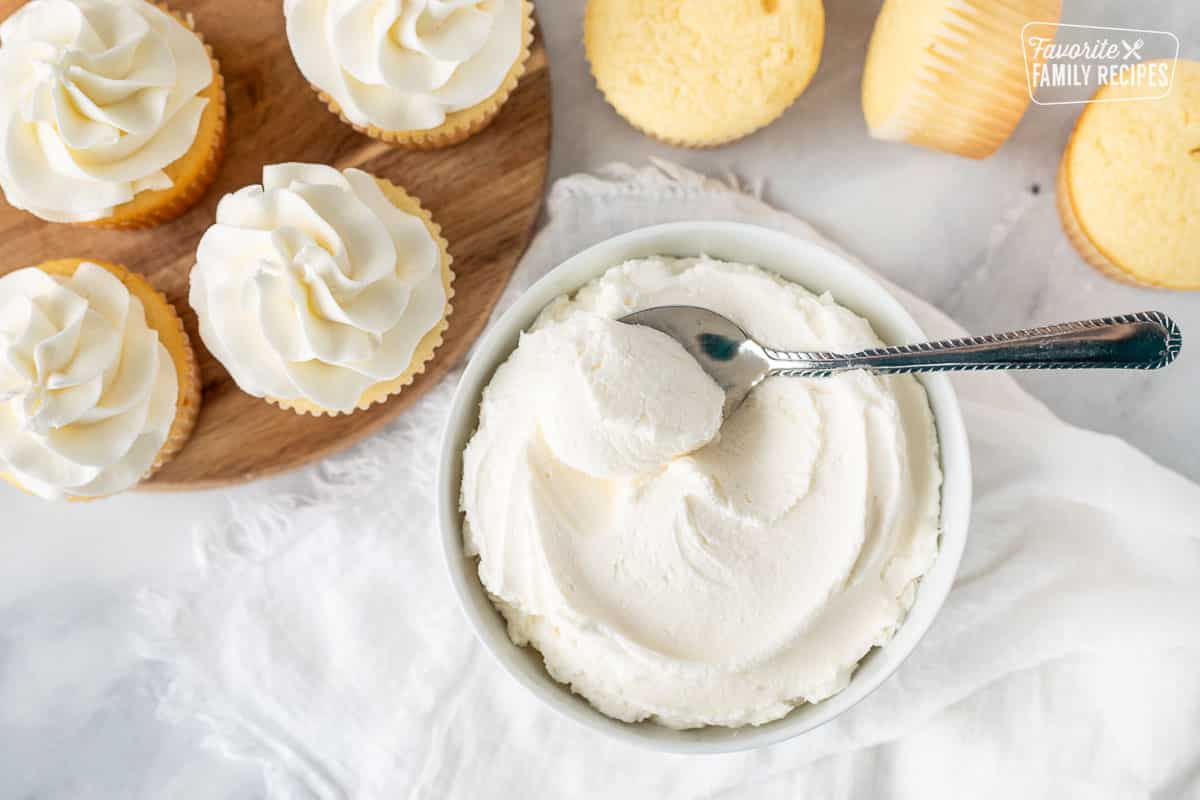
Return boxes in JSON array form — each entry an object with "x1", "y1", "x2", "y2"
[
  {"x1": 284, "y1": 0, "x2": 524, "y2": 131},
  {"x1": 462, "y1": 257, "x2": 942, "y2": 728},
  {"x1": 0, "y1": 262, "x2": 178, "y2": 499},
  {"x1": 189, "y1": 163, "x2": 445, "y2": 413},
  {"x1": 0, "y1": 0, "x2": 213, "y2": 222}
]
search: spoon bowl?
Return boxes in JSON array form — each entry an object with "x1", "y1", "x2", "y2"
[{"x1": 620, "y1": 306, "x2": 769, "y2": 418}]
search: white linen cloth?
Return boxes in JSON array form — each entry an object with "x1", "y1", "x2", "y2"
[{"x1": 137, "y1": 162, "x2": 1200, "y2": 799}]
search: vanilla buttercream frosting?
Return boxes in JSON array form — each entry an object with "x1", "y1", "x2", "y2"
[
  {"x1": 283, "y1": 0, "x2": 525, "y2": 131},
  {"x1": 189, "y1": 163, "x2": 445, "y2": 413},
  {"x1": 0, "y1": 262, "x2": 178, "y2": 499},
  {"x1": 0, "y1": 0, "x2": 214, "y2": 222},
  {"x1": 461, "y1": 256, "x2": 942, "y2": 729}
]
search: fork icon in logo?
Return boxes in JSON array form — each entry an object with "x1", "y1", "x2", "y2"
[{"x1": 1121, "y1": 38, "x2": 1145, "y2": 60}]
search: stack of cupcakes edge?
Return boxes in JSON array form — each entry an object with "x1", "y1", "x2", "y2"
[{"x1": 0, "y1": 0, "x2": 534, "y2": 500}]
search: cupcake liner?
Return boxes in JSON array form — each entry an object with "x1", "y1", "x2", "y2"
[
  {"x1": 267, "y1": 178, "x2": 455, "y2": 416},
  {"x1": 598, "y1": 111, "x2": 766, "y2": 150},
  {"x1": 315, "y1": 0, "x2": 534, "y2": 150},
  {"x1": 24, "y1": 258, "x2": 202, "y2": 500},
  {"x1": 584, "y1": 0, "x2": 823, "y2": 149},
  {"x1": 865, "y1": 0, "x2": 1061, "y2": 159},
  {"x1": 82, "y1": 4, "x2": 227, "y2": 230}
]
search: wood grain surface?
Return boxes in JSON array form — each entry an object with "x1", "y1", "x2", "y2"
[{"x1": 0, "y1": 0, "x2": 551, "y2": 489}]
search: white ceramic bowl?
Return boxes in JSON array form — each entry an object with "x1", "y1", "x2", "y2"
[{"x1": 438, "y1": 222, "x2": 972, "y2": 753}]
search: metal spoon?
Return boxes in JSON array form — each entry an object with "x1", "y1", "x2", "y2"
[{"x1": 620, "y1": 307, "x2": 1182, "y2": 419}]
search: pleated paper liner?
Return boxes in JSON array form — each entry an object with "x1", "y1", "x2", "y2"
[{"x1": 863, "y1": 0, "x2": 1061, "y2": 159}]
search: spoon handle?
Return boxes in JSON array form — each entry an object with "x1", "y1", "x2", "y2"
[{"x1": 764, "y1": 311, "x2": 1182, "y2": 377}]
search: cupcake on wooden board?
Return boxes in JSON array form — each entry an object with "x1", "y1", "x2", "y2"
[
  {"x1": 1057, "y1": 59, "x2": 1200, "y2": 290},
  {"x1": 284, "y1": 0, "x2": 533, "y2": 149},
  {"x1": 189, "y1": 163, "x2": 454, "y2": 416},
  {"x1": 584, "y1": 0, "x2": 824, "y2": 147},
  {"x1": 0, "y1": 0, "x2": 225, "y2": 228},
  {"x1": 862, "y1": 0, "x2": 1061, "y2": 159},
  {"x1": 0, "y1": 259, "x2": 200, "y2": 500}
]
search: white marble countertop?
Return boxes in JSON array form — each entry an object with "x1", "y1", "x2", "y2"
[{"x1": 2, "y1": 1, "x2": 1197, "y2": 797}]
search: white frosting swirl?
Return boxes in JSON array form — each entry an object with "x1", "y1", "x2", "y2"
[
  {"x1": 0, "y1": 262, "x2": 178, "y2": 499},
  {"x1": 0, "y1": 0, "x2": 213, "y2": 222},
  {"x1": 462, "y1": 257, "x2": 943, "y2": 729},
  {"x1": 189, "y1": 163, "x2": 445, "y2": 413},
  {"x1": 284, "y1": 0, "x2": 524, "y2": 131}
]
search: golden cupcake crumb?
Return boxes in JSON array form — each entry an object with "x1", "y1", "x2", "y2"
[
  {"x1": 1057, "y1": 59, "x2": 1200, "y2": 289},
  {"x1": 585, "y1": 0, "x2": 824, "y2": 148}
]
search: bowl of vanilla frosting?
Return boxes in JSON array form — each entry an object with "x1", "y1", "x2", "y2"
[{"x1": 438, "y1": 221, "x2": 971, "y2": 752}]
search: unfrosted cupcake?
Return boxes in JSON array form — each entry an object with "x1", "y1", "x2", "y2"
[
  {"x1": 0, "y1": 0, "x2": 226, "y2": 227},
  {"x1": 862, "y1": 0, "x2": 1061, "y2": 159},
  {"x1": 189, "y1": 163, "x2": 454, "y2": 416},
  {"x1": 584, "y1": 0, "x2": 824, "y2": 147},
  {"x1": 1057, "y1": 59, "x2": 1200, "y2": 289},
  {"x1": 284, "y1": 0, "x2": 533, "y2": 149},
  {"x1": 0, "y1": 259, "x2": 200, "y2": 500}
]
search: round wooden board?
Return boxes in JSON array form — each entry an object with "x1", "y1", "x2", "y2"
[{"x1": 0, "y1": 0, "x2": 551, "y2": 489}]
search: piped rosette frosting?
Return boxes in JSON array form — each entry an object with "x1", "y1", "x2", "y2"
[
  {"x1": 0, "y1": 0, "x2": 214, "y2": 222},
  {"x1": 189, "y1": 163, "x2": 448, "y2": 414},
  {"x1": 0, "y1": 262, "x2": 178, "y2": 499},
  {"x1": 284, "y1": 0, "x2": 526, "y2": 132}
]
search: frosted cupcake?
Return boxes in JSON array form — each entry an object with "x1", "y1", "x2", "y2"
[
  {"x1": 0, "y1": 0, "x2": 226, "y2": 227},
  {"x1": 862, "y1": 0, "x2": 1061, "y2": 159},
  {"x1": 584, "y1": 0, "x2": 824, "y2": 147},
  {"x1": 1057, "y1": 59, "x2": 1200, "y2": 289},
  {"x1": 189, "y1": 163, "x2": 454, "y2": 416},
  {"x1": 0, "y1": 259, "x2": 200, "y2": 500},
  {"x1": 284, "y1": 0, "x2": 533, "y2": 149}
]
